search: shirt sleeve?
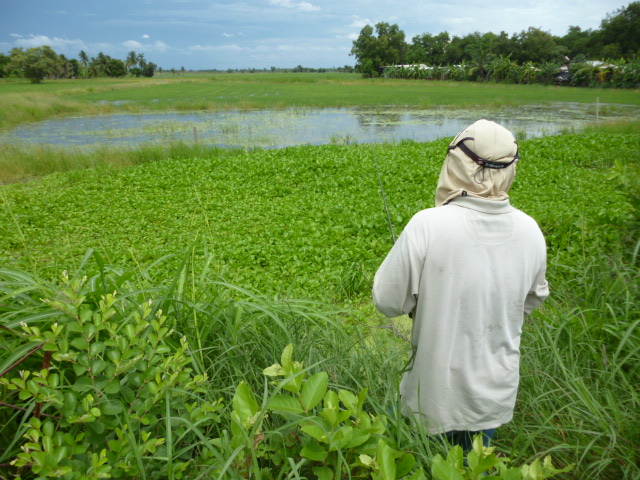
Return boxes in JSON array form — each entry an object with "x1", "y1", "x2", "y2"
[
  {"x1": 372, "y1": 224, "x2": 421, "y2": 318},
  {"x1": 524, "y1": 236, "x2": 549, "y2": 315}
]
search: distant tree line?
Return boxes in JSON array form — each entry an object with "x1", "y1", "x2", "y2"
[
  {"x1": 350, "y1": 1, "x2": 640, "y2": 87},
  {"x1": 221, "y1": 65, "x2": 355, "y2": 74},
  {"x1": 0, "y1": 47, "x2": 157, "y2": 83}
]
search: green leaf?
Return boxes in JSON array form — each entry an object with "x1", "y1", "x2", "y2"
[
  {"x1": 63, "y1": 391, "x2": 78, "y2": 414},
  {"x1": 300, "y1": 424, "x2": 328, "y2": 443},
  {"x1": 101, "y1": 400, "x2": 124, "y2": 415},
  {"x1": 232, "y1": 381, "x2": 260, "y2": 427},
  {"x1": 104, "y1": 379, "x2": 121, "y2": 394},
  {"x1": 268, "y1": 393, "x2": 304, "y2": 415},
  {"x1": 263, "y1": 363, "x2": 285, "y2": 377},
  {"x1": 338, "y1": 388, "x2": 358, "y2": 414},
  {"x1": 71, "y1": 337, "x2": 89, "y2": 350},
  {"x1": 301, "y1": 371, "x2": 328, "y2": 411},
  {"x1": 357, "y1": 387, "x2": 368, "y2": 409},
  {"x1": 431, "y1": 454, "x2": 465, "y2": 480},
  {"x1": 312, "y1": 466, "x2": 333, "y2": 480},
  {"x1": 446, "y1": 445, "x2": 465, "y2": 470},
  {"x1": 91, "y1": 359, "x2": 107, "y2": 375},
  {"x1": 281, "y1": 344, "x2": 294, "y2": 373},
  {"x1": 377, "y1": 439, "x2": 396, "y2": 480},
  {"x1": 147, "y1": 381, "x2": 159, "y2": 395},
  {"x1": 396, "y1": 452, "x2": 416, "y2": 477},
  {"x1": 90, "y1": 342, "x2": 105, "y2": 356},
  {"x1": 360, "y1": 454, "x2": 374, "y2": 467},
  {"x1": 343, "y1": 427, "x2": 370, "y2": 448},
  {"x1": 301, "y1": 440, "x2": 328, "y2": 461}
]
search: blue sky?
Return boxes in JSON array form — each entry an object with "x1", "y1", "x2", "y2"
[{"x1": 0, "y1": 0, "x2": 625, "y2": 70}]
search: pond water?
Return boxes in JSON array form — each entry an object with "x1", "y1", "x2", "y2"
[{"x1": 2, "y1": 103, "x2": 638, "y2": 149}]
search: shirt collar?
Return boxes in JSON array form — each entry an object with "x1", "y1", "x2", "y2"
[{"x1": 447, "y1": 195, "x2": 515, "y2": 214}]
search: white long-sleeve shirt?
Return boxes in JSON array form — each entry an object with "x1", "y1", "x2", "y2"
[{"x1": 373, "y1": 196, "x2": 548, "y2": 433}]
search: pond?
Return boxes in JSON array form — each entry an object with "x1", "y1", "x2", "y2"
[{"x1": 2, "y1": 102, "x2": 638, "y2": 149}]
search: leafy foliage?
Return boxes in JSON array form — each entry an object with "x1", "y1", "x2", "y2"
[
  {"x1": 0, "y1": 268, "x2": 223, "y2": 479},
  {"x1": 1, "y1": 134, "x2": 637, "y2": 300},
  {"x1": 431, "y1": 436, "x2": 573, "y2": 479},
  {"x1": 353, "y1": 2, "x2": 640, "y2": 86},
  {"x1": 1, "y1": 129, "x2": 639, "y2": 478}
]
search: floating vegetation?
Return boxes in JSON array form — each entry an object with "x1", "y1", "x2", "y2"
[{"x1": 1, "y1": 103, "x2": 638, "y2": 151}]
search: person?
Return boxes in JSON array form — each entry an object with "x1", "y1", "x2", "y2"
[{"x1": 372, "y1": 119, "x2": 549, "y2": 450}]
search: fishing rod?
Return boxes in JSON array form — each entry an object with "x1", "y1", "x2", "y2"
[
  {"x1": 372, "y1": 143, "x2": 397, "y2": 245},
  {"x1": 371, "y1": 142, "x2": 410, "y2": 344}
]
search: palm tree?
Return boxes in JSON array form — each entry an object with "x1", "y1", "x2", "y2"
[
  {"x1": 79, "y1": 50, "x2": 89, "y2": 78},
  {"x1": 126, "y1": 51, "x2": 137, "y2": 74},
  {"x1": 57, "y1": 54, "x2": 71, "y2": 79},
  {"x1": 136, "y1": 53, "x2": 146, "y2": 69}
]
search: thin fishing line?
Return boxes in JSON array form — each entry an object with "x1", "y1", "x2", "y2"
[
  {"x1": 372, "y1": 143, "x2": 397, "y2": 244},
  {"x1": 370, "y1": 142, "x2": 411, "y2": 344}
]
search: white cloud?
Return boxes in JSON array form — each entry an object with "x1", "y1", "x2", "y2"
[
  {"x1": 223, "y1": 33, "x2": 234, "y2": 37},
  {"x1": 269, "y1": 0, "x2": 320, "y2": 12},
  {"x1": 122, "y1": 39, "x2": 168, "y2": 52},
  {"x1": 15, "y1": 34, "x2": 88, "y2": 52},
  {"x1": 188, "y1": 44, "x2": 243, "y2": 53},
  {"x1": 152, "y1": 40, "x2": 169, "y2": 52},
  {"x1": 349, "y1": 17, "x2": 372, "y2": 29},
  {"x1": 10, "y1": 33, "x2": 23, "y2": 38},
  {"x1": 123, "y1": 40, "x2": 144, "y2": 49},
  {"x1": 142, "y1": 34, "x2": 150, "y2": 39}
]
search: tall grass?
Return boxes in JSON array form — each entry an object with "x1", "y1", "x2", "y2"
[
  {"x1": 502, "y1": 246, "x2": 640, "y2": 479},
  {"x1": 1, "y1": 241, "x2": 637, "y2": 478},
  {"x1": 0, "y1": 142, "x2": 245, "y2": 184}
]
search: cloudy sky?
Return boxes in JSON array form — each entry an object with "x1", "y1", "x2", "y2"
[{"x1": 0, "y1": 0, "x2": 625, "y2": 70}]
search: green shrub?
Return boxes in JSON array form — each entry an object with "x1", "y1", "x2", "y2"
[{"x1": 0, "y1": 268, "x2": 223, "y2": 479}]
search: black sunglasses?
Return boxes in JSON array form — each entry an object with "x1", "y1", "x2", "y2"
[{"x1": 448, "y1": 136, "x2": 519, "y2": 169}]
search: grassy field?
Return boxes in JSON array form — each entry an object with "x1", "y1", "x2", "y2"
[
  {"x1": 0, "y1": 76, "x2": 639, "y2": 479},
  {"x1": 1, "y1": 73, "x2": 639, "y2": 184},
  {"x1": 1, "y1": 73, "x2": 639, "y2": 131}
]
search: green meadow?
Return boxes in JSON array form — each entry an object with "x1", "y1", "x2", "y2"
[
  {"x1": 2, "y1": 73, "x2": 639, "y2": 131},
  {"x1": 0, "y1": 75, "x2": 638, "y2": 479}
]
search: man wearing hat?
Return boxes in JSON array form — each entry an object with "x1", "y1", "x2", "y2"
[{"x1": 373, "y1": 119, "x2": 549, "y2": 449}]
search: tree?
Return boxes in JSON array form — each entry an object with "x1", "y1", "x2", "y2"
[
  {"x1": 69, "y1": 58, "x2": 80, "y2": 78},
  {"x1": 106, "y1": 58, "x2": 126, "y2": 77},
  {"x1": 79, "y1": 50, "x2": 89, "y2": 78},
  {"x1": 0, "y1": 52, "x2": 11, "y2": 77},
  {"x1": 559, "y1": 26, "x2": 594, "y2": 59},
  {"x1": 513, "y1": 27, "x2": 566, "y2": 64},
  {"x1": 126, "y1": 51, "x2": 137, "y2": 73},
  {"x1": 56, "y1": 54, "x2": 71, "y2": 78},
  {"x1": 90, "y1": 52, "x2": 111, "y2": 77},
  {"x1": 141, "y1": 62, "x2": 157, "y2": 77},
  {"x1": 463, "y1": 32, "x2": 494, "y2": 80},
  {"x1": 350, "y1": 22, "x2": 407, "y2": 76},
  {"x1": 7, "y1": 46, "x2": 58, "y2": 83},
  {"x1": 407, "y1": 32, "x2": 450, "y2": 65},
  {"x1": 137, "y1": 52, "x2": 146, "y2": 69},
  {"x1": 598, "y1": 1, "x2": 640, "y2": 57},
  {"x1": 444, "y1": 36, "x2": 465, "y2": 64}
]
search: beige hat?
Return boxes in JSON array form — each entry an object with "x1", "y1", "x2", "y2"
[{"x1": 435, "y1": 119, "x2": 519, "y2": 207}]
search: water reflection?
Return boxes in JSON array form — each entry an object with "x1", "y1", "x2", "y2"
[{"x1": 1, "y1": 103, "x2": 637, "y2": 150}]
